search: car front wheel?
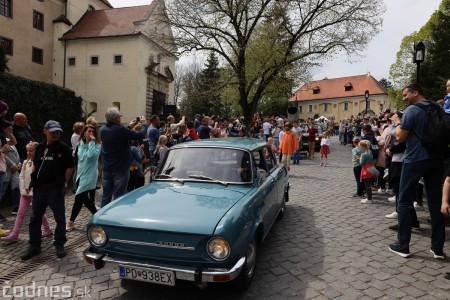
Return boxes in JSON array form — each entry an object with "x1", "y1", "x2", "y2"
[{"x1": 234, "y1": 237, "x2": 257, "y2": 290}]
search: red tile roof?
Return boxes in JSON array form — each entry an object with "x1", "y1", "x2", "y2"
[
  {"x1": 289, "y1": 74, "x2": 387, "y2": 102},
  {"x1": 61, "y1": 2, "x2": 158, "y2": 40}
]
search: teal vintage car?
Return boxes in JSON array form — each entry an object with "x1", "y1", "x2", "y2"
[{"x1": 83, "y1": 138, "x2": 290, "y2": 290}]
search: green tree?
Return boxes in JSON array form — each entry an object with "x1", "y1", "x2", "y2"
[
  {"x1": 164, "y1": 0, "x2": 385, "y2": 126},
  {"x1": 419, "y1": 0, "x2": 450, "y2": 100},
  {"x1": 178, "y1": 59, "x2": 203, "y2": 118},
  {"x1": 197, "y1": 52, "x2": 224, "y2": 116},
  {"x1": 389, "y1": 0, "x2": 449, "y2": 101},
  {"x1": 379, "y1": 78, "x2": 393, "y2": 89}
]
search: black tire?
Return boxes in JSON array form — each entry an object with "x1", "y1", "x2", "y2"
[
  {"x1": 234, "y1": 237, "x2": 257, "y2": 290},
  {"x1": 276, "y1": 196, "x2": 286, "y2": 220}
]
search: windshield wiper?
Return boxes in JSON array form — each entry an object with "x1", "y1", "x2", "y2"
[
  {"x1": 188, "y1": 175, "x2": 228, "y2": 186},
  {"x1": 154, "y1": 174, "x2": 184, "y2": 183}
]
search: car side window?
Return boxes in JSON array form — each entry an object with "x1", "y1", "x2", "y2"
[
  {"x1": 253, "y1": 148, "x2": 269, "y2": 172},
  {"x1": 264, "y1": 146, "x2": 276, "y2": 172}
]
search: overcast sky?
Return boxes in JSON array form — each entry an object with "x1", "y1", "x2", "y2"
[{"x1": 109, "y1": 0, "x2": 442, "y2": 81}]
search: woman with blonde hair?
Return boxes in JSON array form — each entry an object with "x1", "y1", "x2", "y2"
[
  {"x1": 154, "y1": 135, "x2": 169, "y2": 169},
  {"x1": 358, "y1": 140, "x2": 376, "y2": 204}
]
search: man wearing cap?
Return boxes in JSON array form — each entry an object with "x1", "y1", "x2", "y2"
[{"x1": 22, "y1": 120, "x2": 73, "y2": 260}]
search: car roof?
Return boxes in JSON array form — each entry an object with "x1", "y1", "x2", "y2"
[{"x1": 171, "y1": 137, "x2": 268, "y2": 151}]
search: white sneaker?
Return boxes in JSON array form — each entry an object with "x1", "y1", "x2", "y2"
[
  {"x1": 377, "y1": 188, "x2": 386, "y2": 194},
  {"x1": 388, "y1": 196, "x2": 396, "y2": 202},
  {"x1": 385, "y1": 211, "x2": 398, "y2": 219},
  {"x1": 360, "y1": 198, "x2": 373, "y2": 204}
]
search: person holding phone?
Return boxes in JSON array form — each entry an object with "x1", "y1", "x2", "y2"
[{"x1": 66, "y1": 125, "x2": 101, "y2": 231}]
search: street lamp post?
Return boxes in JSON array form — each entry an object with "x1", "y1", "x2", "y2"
[
  {"x1": 364, "y1": 90, "x2": 370, "y2": 114},
  {"x1": 413, "y1": 41, "x2": 425, "y2": 85}
]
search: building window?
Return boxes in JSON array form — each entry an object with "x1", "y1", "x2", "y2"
[
  {"x1": 88, "y1": 102, "x2": 97, "y2": 114},
  {"x1": 313, "y1": 87, "x2": 320, "y2": 94},
  {"x1": 68, "y1": 57, "x2": 76, "y2": 66},
  {"x1": 91, "y1": 56, "x2": 99, "y2": 66},
  {"x1": 113, "y1": 102, "x2": 120, "y2": 110},
  {"x1": 33, "y1": 10, "x2": 44, "y2": 31},
  {"x1": 0, "y1": 37, "x2": 13, "y2": 55},
  {"x1": 344, "y1": 83, "x2": 352, "y2": 91},
  {"x1": 308, "y1": 105, "x2": 313, "y2": 113},
  {"x1": 114, "y1": 55, "x2": 122, "y2": 65},
  {"x1": 344, "y1": 103, "x2": 349, "y2": 111},
  {"x1": 32, "y1": 47, "x2": 43, "y2": 64},
  {"x1": 0, "y1": 0, "x2": 12, "y2": 18},
  {"x1": 299, "y1": 106, "x2": 302, "y2": 114},
  {"x1": 323, "y1": 104, "x2": 328, "y2": 112}
]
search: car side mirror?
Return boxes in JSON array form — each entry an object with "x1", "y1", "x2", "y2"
[{"x1": 256, "y1": 169, "x2": 267, "y2": 185}]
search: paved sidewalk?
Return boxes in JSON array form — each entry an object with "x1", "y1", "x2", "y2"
[{"x1": 0, "y1": 136, "x2": 449, "y2": 299}]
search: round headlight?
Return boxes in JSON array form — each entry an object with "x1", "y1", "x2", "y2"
[
  {"x1": 88, "y1": 226, "x2": 107, "y2": 247},
  {"x1": 207, "y1": 237, "x2": 230, "y2": 261}
]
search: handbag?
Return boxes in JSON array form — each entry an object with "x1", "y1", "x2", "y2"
[{"x1": 367, "y1": 165, "x2": 380, "y2": 177}]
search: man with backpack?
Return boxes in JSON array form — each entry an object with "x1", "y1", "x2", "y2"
[{"x1": 388, "y1": 84, "x2": 446, "y2": 259}]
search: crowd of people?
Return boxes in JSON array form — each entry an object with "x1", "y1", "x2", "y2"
[
  {"x1": 0, "y1": 79, "x2": 448, "y2": 281},
  {"x1": 343, "y1": 82, "x2": 450, "y2": 280}
]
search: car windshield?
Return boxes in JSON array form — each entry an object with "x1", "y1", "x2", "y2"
[{"x1": 157, "y1": 148, "x2": 254, "y2": 183}]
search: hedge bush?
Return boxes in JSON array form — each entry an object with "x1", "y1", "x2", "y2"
[{"x1": 0, "y1": 73, "x2": 83, "y2": 143}]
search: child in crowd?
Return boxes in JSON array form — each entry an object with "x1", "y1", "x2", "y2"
[
  {"x1": 154, "y1": 135, "x2": 169, "y2": 170},
  {"x1": 351, "y1": 137, "x2": 364, "y2": 198},
  {"x1": 279, "y1": 122, "x2": 298, "y2": 171},
  {"x1": 358, "y1": 140, "x2": 376, "y2": 204},
  {"x1": 319, "y1": 130, "x2": 330, "y2": 166},
  {"x1": 1, "y1": 142, "x2": 52, "y2": 242},
  {"x1": 267, "y1": 137, "x2": 279, "y2": 154}
]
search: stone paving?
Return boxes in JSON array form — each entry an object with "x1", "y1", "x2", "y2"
[{"x1": 0, "y1": 136, "x2": 449, "y2": 299}]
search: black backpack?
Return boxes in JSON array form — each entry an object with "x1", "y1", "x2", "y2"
[{"x1": 414, "y1": 101, "x2": 450, "y2": 154}]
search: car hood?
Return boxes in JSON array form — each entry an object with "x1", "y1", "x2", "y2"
[{"x1": 93, "y1": 181, "x2": 250, "y2": 235}]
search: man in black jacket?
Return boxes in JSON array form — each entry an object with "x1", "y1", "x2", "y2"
[
  {"x1": 22, "y1": 120, "x2": 73, "y2": 260},
  {"x1": 12, "y1": 112, "x2": 33, "y2": 162}
]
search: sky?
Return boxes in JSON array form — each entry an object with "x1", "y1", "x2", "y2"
[{"x1": 108, "y1": 0, "x2": 442, "y2": 81}]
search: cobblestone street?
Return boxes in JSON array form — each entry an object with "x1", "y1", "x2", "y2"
[{"x1": 0, "y1": 136, "x2": 449, "y2": 299}]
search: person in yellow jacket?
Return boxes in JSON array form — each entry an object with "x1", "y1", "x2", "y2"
[{"x1": 279, "y1": 122, "x2": 299, "y2": 171}]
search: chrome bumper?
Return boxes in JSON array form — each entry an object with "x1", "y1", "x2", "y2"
[{"x1": 83, "y1": 247, "x2": 245, "y2": 283}]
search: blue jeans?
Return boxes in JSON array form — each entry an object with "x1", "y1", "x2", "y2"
[
  {"x1": 397, "y1": 160, "x2": 444, "y2": 251},
  {"x1": 293, "y1": 141, "x2": 302, "y2": 162},
  {"x1": 30, "y1": 186, "x2": 67, "y2": 248},
  {"x1": 101, "y1": 168, "x2": 130, "y2": 207}
]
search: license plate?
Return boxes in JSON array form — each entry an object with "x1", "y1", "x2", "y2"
[{"x1": 119, "y1": 265, "x2": 175, "y2": 286}]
